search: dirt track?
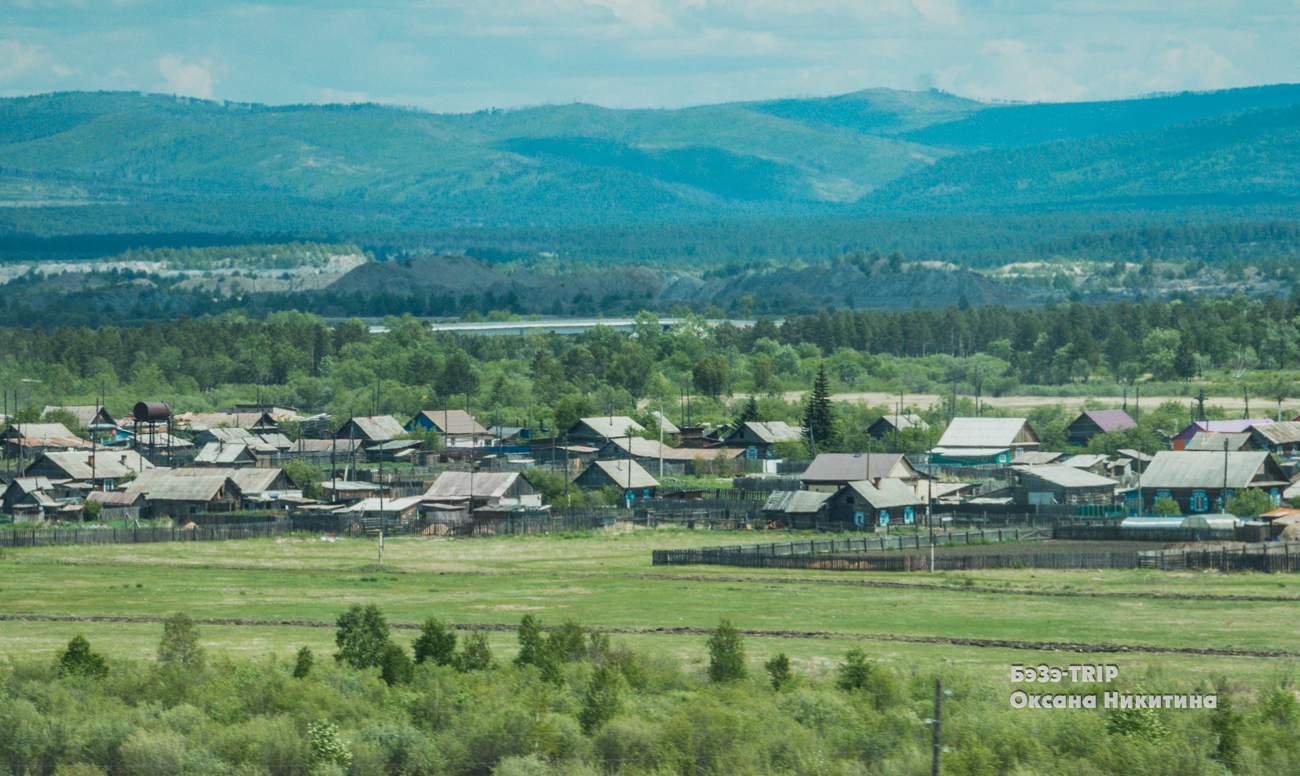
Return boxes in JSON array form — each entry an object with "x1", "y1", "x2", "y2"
[{"x1": 2, "y1": 613, "x2": 1292, "y2": 658}]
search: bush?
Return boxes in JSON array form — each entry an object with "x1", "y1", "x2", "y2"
[
  {"x1": 412, "y1": 618, "x2": 457, "y2": 667},
  {"x1": 157, "y1": 613, "x2": 204, "y2": 672},
  {"x1": 118, "y1": 730, "x2": 187, "y2": 776},
  {"x1": 379, "y1": 644, "x2": 414, "y2": 686},
  {"x1": 834, "y1": 649, "x2": 900, "y2": 708},
  {"x1": 457, "y1": 631, "x2": 495, "y2": 672},
  {"x1": 58, "y1": 635, "x2": 108, "y2": 679},
  {"x1": 764, "y1": 653, "x2": 792, "y2": 691},
  {"x1": 308, "y1": 720, "x2": 352, "y2": 770},
  {"x1": 706, "y1": 619, "x2": 746, "y2": 683},
  {"x1": 578, "y1": 663, "x2": 626, "y2": 734},
  {"x1": 292, "y1": 645, "x2": 313, "y2": 679}
]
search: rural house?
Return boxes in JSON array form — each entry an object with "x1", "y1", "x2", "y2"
[
  {"x1": 1184, "y1": 431, "x2": 1253, "y2": 452},
  {"x1": 931, "y1": 417, "x2": 1040, "y2": 465},
  {"x1": 1245, "y1": 421, "x2": 1300, "y2": 456},
  {"x1": 122, "y1": 471, "x2": 243, "y2": 521},
  {"x1": 41, "y1": 405, "x2": 116, "y2": 430},
  {"x1": 723, "y1": 421, "x2": 803, "y2": 459},
  {"x1": 800, "y1": 452, "x2": 927, "y2": 495},
  {"x1": 422, "y1": 471, "x2": 542, "y2": 514},
  {"x1": 336, "y1": 415, "x2": 406, "y2": 446},
  {"x1": 1065, "y1": 410, "x2": 1135, "y2": 447},
  {"x1": 24, "y1": 450, "x2": 153, "y2": 488},
  {"x1": 2, "y1": 423, "x2": 91, "y2": 458},
  {"x1": 573, "y1": 459, "x2": 660, "y2": 501},
  {"x1": 407, "y1": 409, "x2": 493, "y2": 447},
  {"x1": 1011, "y1": 465, "x2": 1116, "y2": 506},
  {"x1": 827, "y1": 478, "x2": 924, "y2": 529},
  {"x1": 761, "y1": 490, "x2": 832, "y2": 528},
  {"x1": 867, "y1": 414, "x2": 929, "y2": 440},
  {"x1": 562, "y1": 416, "x2": 645, "y2": 446},
  {"x1": 1170, "y1": 419, "x2": 1272, "y2": 450},
  {"x1": 1129, "y1": 451, "x2": 1290, "y2": 514}
]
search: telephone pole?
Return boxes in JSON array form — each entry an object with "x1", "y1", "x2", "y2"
[{"x1": 932, "y1": 678, "x2": 943, "y2": 776}]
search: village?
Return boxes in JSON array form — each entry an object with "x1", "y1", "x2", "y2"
[{"x1": 6, "y1": 398, "x2": 1300, "y2": 552}]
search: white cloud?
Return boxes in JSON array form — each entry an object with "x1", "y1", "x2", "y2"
[
  {"x1": 0, "y1": 40, "x2": 44, "y2": 80},
  {"x1": 158, "y1": 54, "x2": 215, "y2": 99}
]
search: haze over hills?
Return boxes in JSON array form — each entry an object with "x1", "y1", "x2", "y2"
[{"x1": 2, "y1": 84, "x2": 1300, "y2": 237}]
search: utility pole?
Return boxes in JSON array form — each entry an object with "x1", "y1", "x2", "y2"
[
  {"x1": 1223, "y1": 436, "x2": 1230, "y2": 513},
  {"x1": 932, "y1": 679, "x2": 943, "y2": 776}
]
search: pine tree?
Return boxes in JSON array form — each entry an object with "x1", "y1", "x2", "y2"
[
  {"x1": 737, "y1": 395, "x2": 760, "y2": 425},
  {"x1": 803, "y1": 364, "x2": 835, "y2": 453}
]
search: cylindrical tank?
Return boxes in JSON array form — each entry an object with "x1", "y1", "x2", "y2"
[{"x1": 133, "y1": 402, "x2": 171, "y2": 421}]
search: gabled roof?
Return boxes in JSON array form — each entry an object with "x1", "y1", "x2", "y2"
[
  {"x1": 11, "y1": 423, "x2": 82, "y2": 442},
  {"x1": 587, "y1": 459, "x2": 660, "y2": 490},
  {"x1": 195, "y1": 443, "x2": 254, "y2": 465},
  {"x1": 729, "y1": 421, "x2": 802, "y2": 444},
  {"x1": 937, "y1": 418, "x2": 1038, "y2": 448},
  {"x1": 1172, "y1": 419, "x2": 1273, "y2": 441},
  {"x1": 842, "y1": 478, "x2": 923, "y2": 509},
  {"x1": 1074, "y1": 410, "x2": 1136, "y2": 433},
  {"x1": 291, "y1": 438, "x2": 364, "y2": 453},
  {"x1": 606, "y1": 436, "x2": 667, "y2": 458},
  {"x1": 1061, "y1": 454, "x2": 1108, "y2": 469},
  {"x1": 424, "y1": 471, "x2": 522, "y2": 500},
  {"x1": 571, "y1": 416, "x2": 645, "y2": 440},
  {"x1": 124, "y1": 470, "x2": 238, "y2": 501},
  {"x1": 339, "y1": 416, "x2": 406, "y2": 441},
  {"x1": 1010, "y1": 451, "x2": 1065, "y2": 466},
  {"x1": 1017, "y1": 465, "x2": 1116, "y2": 489},
  {"x1": 86, "y1": 490, "x2": 146, "y2": 507},
  {"x1": 42, "y1": 405, "x2": 114, "y2": 429},
  {"x1": 872, "y1": 414, "x2": 929, "y2": 431},
  {"x1": 762, "y1": 490, "x2": 832, "y2": 514},
  {"x1": 203, "y1": 427, "x2": 255, "y2": 443},
  {"x1": 410, "y1": 410, "x2": 490, "y2": 436},
  {"x1": 1248, "y1": 421, "x2": 1300, "y2": 446},
  {"x1": 124, "y1": 466, "x2": 288, "y2": 495},
  {"x1": 651, "y1": 411, "x2": 680, "y2": 435},
  {"x1": 28, "y1": 451, "x2": 149, "y2": 480},
  {"x1": 1141, "y1": 451, "x2": 1289, "y2": 490},
  {"x1": 1184, "y1": 431, "x2": 1252, "y2": 452},
  {"x1": 801, "y1": 453, "x2": 915, "y2": 483},
  {"x1": 178, "y1": 412, "x2": 277, "y2": 431},
  {"x1": 340, "y1": 496, "x2": 423, "y2": 513}
]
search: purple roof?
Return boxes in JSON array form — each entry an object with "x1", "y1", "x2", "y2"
[
  {"x1": 1080, "y1": 410, "x2": 1136, "y2": 433},
  {"x1": 1172, "y1": 419, "x2": 1273, "y2": 442}
]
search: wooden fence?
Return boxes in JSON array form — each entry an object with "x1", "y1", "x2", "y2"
[
  {"x1": 1137, "y1": 541, "x2": 1300, "y2": 572},
  {"x1": 652, "y1": 527, "x2": 1051, "y2": 567},
  {"x1": 1054, "y1": 524, "x2": 1236, "y2": 543},
  {"x1": 0, "y1": 520, "x2": 291, "y2": 548},
  {"x1": 685, "y1": 550, "x2": 1141, "y2": 572}
]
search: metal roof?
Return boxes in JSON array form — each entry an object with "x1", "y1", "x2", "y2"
[
  {"x1": 30, "y1": 451, "x2": 151, "y2": 480},
  {"x1": 424, "y1": 471, "x2": 522, "y2": 500},
  {"x1": 937, "y1": 417, "x2": 1036, "y2": 448},
  {"x1": 1077, "y1": 410, "x2": 1136, "y2": 433},
  {"x1": 410, "y1": 410, "x2": 489, "y2": 436},
  {"x1": 801, "y1": 453, "x2": 911, "y2": 483},
  {"x1": 1141, "y1": 451, "x2": 1287, "y2": 489},
  {"x1": 127, "y1": 472, "x2": 236, "y2": 502},
  {"x1": 587, "y1": 459, "x2": 660, "y2": 490},
  {"x1": 42, "y1": 405, "x2": 112, "y2": 428},
  {"x1": 1061, "y1": 454, "x2": 1108, "y2": 469},
  {"x1": 573, "y1": 416, "x2": 645, "y2": 439},
  {"x1": 125, "y1": 466, "x2": 286, "y2": 495},
  {"x1": 338, "y1": 415, "x2": 406, "y2": 440},
  {"x1": 179, "y1": 412, "x2": 274, "y2": 431},
  {"x1": 843, "y1": 478, "x2": 923, "y2": 509},
  {"x1": 204, "y1": 427, "x2": 255, "y2": 443},
  {"x1": 607, "y1": 436, "x2": 667, "y2": 458},
  {"x1": 1010, "y1": 451, "x2": 1064, "y2": 465},
  {"x1": 873, "y1": 414, "x2": 929, "y2": 431},
  {"x1": 1017, "y1": 465, "x2": 1116, "y2": 489},
  {"x1": 932, "y1": 446, "x2": 1011, "y2": 458},
  {"x1": 86, "y1": 491, "x2": 145, "y2": 507},
  {"x1": 195, "y1": 443, "x2": 253, "y2": 464},
  {"x1": 1249, "y1": 421, "x2": 1300, "y2": 446},
  {"x1": 340, "y1": 496, "x2": 423, "y2": 514},
  {"x1": 762, "y1": 490, "x2": 832, "y2": 514},
  {"x1": 1172, "y1": 419, "x2": 1273, "y2": 441},
  {"x1": 1184, "y1": 432, "x2": 1252, "y2": 451},
  {"x1": 736, "y1": 421, "x2": 803, "y2": 444},
  {"x1": 651, "y1": 411, "x2": 680, "y2": 435}
]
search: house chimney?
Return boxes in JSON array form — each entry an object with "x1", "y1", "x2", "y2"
[{"x1": 874, "y1": 477, "x2": 882, "y2": 489}]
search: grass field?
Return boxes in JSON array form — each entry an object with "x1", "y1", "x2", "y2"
[{"x1": 3, "y1": 527, "x2": 1299, "y2": 688}]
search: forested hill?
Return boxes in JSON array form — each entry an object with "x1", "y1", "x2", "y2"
[{"x1": 3, "y1": 85, "x2": 1300, "y2": 237}]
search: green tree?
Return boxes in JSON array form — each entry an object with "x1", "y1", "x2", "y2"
[
  {"x1": 735, "y1": 395, "x2": 760, "y2": 425},
  {"x1": 334, "y1": 604, "x2": 391, "y2": 669},
  {"x1": 456, "y1": 631, "x2": 494, "y2": 672},
  {"x1": 1151, "y1": 497, "x2": 1181, "y2": 516},
  {"x1": 58, "y1": 635, "x2": 108, "y2": 679},
  {"x1": 307, "y1": 720, "x2": 352, "y2": 770},
  {"x1": 1226, "y1": 488, "x2": 1273, "y2": 518},
  {"x1": 547, "y1": 619, "x2": 587, "y2": 663},
  {"x1": 515, "y1": 614, "x2": 562, "y2": 682},
  {"x1": 578, "y1": 663, "x2": 626, "y2": 734},
  {"x1": 705, "y1": 618, "x2": 746, "y2": 683},
  {"x1": 292, "y1": 646, "x2": 314, "y2": 679},
  {"x1": 1106, "y1": 684, "x2": 1167, "y2": 741},
  {"x1": 803, "y1": 363, "x2": 835, "y2": 453},
  {"x1": 412, "y1": 617, "x2": 458, "y2": 667},
  {"x1": 379, "y1": 643, "x2": 414, "y2": 686},
  {"x1": 157, "y1": 613, "x2": 204, "y2": 672},
  {"x1": 693, "y1": 355, "x2": 731, "y2": 399},
  {"x1": 282, "y1": 460, "x2": 324, "y2": 501},
  {"x1": 1210, "y1": 695, "x2": 1241, "y2": 764},
  {"x1": 764, "y1": 653, "x2": 792, "y2": 691}
]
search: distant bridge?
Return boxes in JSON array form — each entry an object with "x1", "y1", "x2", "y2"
[{"x1": 420, "y1": 318, "x2": 756, "y2": 337}]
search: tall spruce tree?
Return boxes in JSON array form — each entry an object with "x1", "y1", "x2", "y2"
[
  {"x1": 737, "y1": 395, "x2": 760, "y2": 425},
  {"x1": 803, "y1": 363, "x2": 835, "y2": 453}
]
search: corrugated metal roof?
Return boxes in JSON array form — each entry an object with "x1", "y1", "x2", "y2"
[
  {"x1": 1184, "y1": 432, "x2": 1252, "y2": 451},
  {"x1": 1141, "y1": 451, "x2": 1286, "y2": 489},
  {"x1": 128, "y1": 472, "x2": 236, "y2": 501},
  {"x1": 589, "y1": 459, "x2": 660, "y2": 490},
  {"x1": 937, "y1": 418, "x2": 1034, "y2": 448},
  {"x1": 1250, "y1": 421, "x2": 1300, "y2": 446},
  {"x1": 1079, "y1": 410, "x2": 1136, "y2": 432},
  {"x1": 411, "y1": 410, "x2": 489, "y2": 436},
  {"x1": 574, "y1": 416, "x2": 645, "y2": 439},
  {"x1": 738, "y1": 421, "x2": 803, "y2": 444},
  {"x1": 844, "y1": 478, "x2": 923, "y2": 509},
  {"x1": 1018, "y1": 465, "x2": 1116, "y2": 489},
  {"x1": 31, "y1": 451, "x2": 148, "y2": 480},
  {"x1": 340, "y1": 496, "x2": 423, "y2": 513},
  {"x1": 424, "y1": 471, "x2": 522, "y2": 499},
  {"x1": 802, "y1": 453, "x2": 910, "y2": 483},
  {"x1": 932, "y1": 446, "x2": 1010, "y2": 458},
  {"x1": 763, "y1": 490, "x2": 831, "y2": 514}
]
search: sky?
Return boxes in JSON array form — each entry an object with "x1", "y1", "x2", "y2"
[{"x1": 2, "y1": 1, "x2": 1298, "y2": 113}]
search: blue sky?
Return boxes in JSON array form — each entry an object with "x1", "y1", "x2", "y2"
[{"x1": 3, "y1": 1, "x2": 1297, "y2": 112}]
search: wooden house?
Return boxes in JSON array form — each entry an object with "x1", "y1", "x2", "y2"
[
  {"x1": 24, "y1": 450, "x2": 152, "y2": 488},
  {"x1": 122, "y1": 471, "x2": 242, "y2": 521},
  {"x1": 827, "y1": 478, "x2": 923, "y2": 529},
  {"x1": 1184, "y1": 431, "x2": 1253, "y2": 452},
  {"x1": 336, "y1": 416, "x2": 406, "y2": 446},
  {"x1": 573, "y1": 459, "x2": 659, "y2": 502},
  {"x1": 2, "y1": 423, "x2": 91, "y2": 459},
  {"x1": 561, "y1": 416, "x2": 646, "y2": 446},
  {"x1": 761, "y1": 490, "x2": 832, "y2": 527},
  {"x1": 194, "y1": 442, "x2": 258, "y2": 468},
  {"x1": 1065, "y1": 410, "x2": 1135, "y2": 447},
  {"x1": 867, "y1": 414, "x2": 929, "y2": 440},
  {"x1": 931, "y1": 418, "x2": 1039, "y2": 465},
  {"x1": 422, "y1": 471, "x2": 542, "y2": 515},
  {"x1": 722, "y1": 421, "x2": 802, "y2": 459},
  {"x1": 41, "y1": 405, "x2": 116, "y2": 430},
  {"x1": 1170, "y1": 419, "x2": 1272, "y2": 450},
  {"x1": 800, "y1": 453, "x2": 926, "y2": 495},
  {"x1": 1246, "y1": 421, "x2": 1300, "y2": 456},
  {"x1": 407, "y1": 410, "x2": 493, "y2": 448},
  {"x1": 1011, "y1": 465, "x2": 1116, "y2": 506},
  {"x1": 1129, "y1": 451, "x2": 1290, "y2": 514}
]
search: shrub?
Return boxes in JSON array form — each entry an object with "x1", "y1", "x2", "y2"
[
  {"x1": 412, "y1": 617, "x2": 457, "y2": 667},
  {"x1": 578, "y1": 663, "x2": 626, "y2": 734},
  {"x1": 548, "y1": 619, "x2": 587, "y2": 663},
  {"x1": 765, "y1": 653, "x2": 792, "y2": 691},
  {"x1": 835, "y1": 649, "x2": 900, "y2": 708},
  {"x1": 307, "y1": 720, "x2": 352, "y2": 770},
  {"x1": 334, "y1": 604, "x2": 390, "y2": 670},
  {"x1": 457, "y1": 631, "x2": 495, "y2": 672},
  {"x1": 706, "y1": 619, "x2": 746, "y2": 683},
  {"x1": 118, "y1": 730, "x2": 186, "y2": 776},
  {"x1": 58, "y1": 635, "x2": 108, "y2": 679}
]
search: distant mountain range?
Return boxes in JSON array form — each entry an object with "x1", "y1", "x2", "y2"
[{"x1": 4, "y1": 84, "x2": 1300, "y2": 237}]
